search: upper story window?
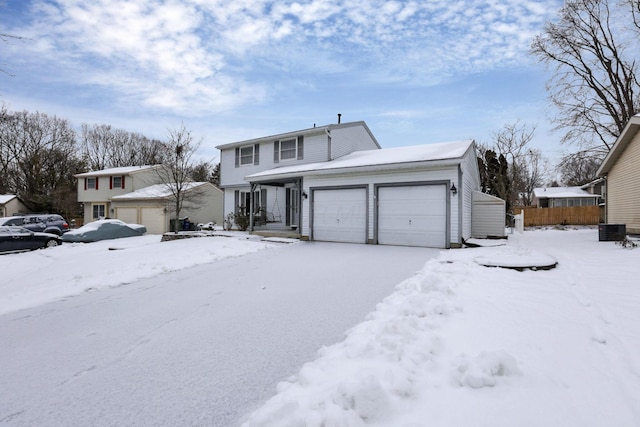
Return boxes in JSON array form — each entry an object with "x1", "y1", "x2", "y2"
[
  {"x1": 110, "y1": 175, "x2": 125, "y2": 189},
  {"x1": 85, "y1": 177, "x2": 98, "y2": 190},
  {"x1": 235, "y1": 144, "x2": 260, "y2": 167},
  {"x1": 274, "y1": 136, "x2": 304, "y2": 163}
]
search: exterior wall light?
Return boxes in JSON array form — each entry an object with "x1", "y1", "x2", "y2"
[{"x1": 450, "y1": 183, "x2": 457, "y2": 195}]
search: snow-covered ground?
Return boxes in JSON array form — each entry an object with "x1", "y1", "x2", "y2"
[
  {"x1": 1, "y1": 228, "x2": 639, "y2": 426},
  {"x1": 242, "y1": 228, "x2": 640, "y2": 427}
]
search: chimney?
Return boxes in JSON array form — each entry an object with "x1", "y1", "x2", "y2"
[{"x1": 337, "y1": 113, "x2": 341, "y2": 124}]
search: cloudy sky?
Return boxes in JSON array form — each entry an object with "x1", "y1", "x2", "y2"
[{"x1": 1, "y1": 0, "x2": 565, "y2": 163}]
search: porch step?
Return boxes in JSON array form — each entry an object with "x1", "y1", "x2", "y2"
[{"x1": 251, "y1": 230, "x2": 302, "y2": 239}]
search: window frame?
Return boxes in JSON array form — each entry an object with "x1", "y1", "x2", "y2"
[
  {"x1": 92, "y1": 204, "x2": 106, "y2": 219},
  {"x1": 239, "y1": 145, "x2": 255, "y2": 166},
  {"x1": 86, "y1": 177, "x2": 97, "y2": 190}
]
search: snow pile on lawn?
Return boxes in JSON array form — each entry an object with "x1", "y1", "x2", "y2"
[
  {"x1": 0, "y1": 234, "x2": 275, "y2": 315},
  {"x1": 242, "y1": 229, "x2": 640, "y2": 426}
]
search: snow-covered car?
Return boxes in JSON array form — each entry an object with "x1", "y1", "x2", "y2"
[
  {"x1": 62, "y1": 219, "x2": 146, "y2": 243},
  {"x1": 0, "y1": 226, "x2": 62, "y2": 253}
]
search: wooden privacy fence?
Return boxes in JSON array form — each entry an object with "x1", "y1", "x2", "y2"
[{"x1": 515, "y1": 206, "x2": 601, "y2": 226}]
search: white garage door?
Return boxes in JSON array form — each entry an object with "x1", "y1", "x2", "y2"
[
  {"x1": 313, "y1": 188, "x2": 367, "y2": 243},
  {"x1": 115, "y1": 207, "x2": 137, "y2": 224},
  {"x1": 141, "y1": 207, "x2": 166, "y2": 234},
  {"x1": 377, "y1": 185, "x2": 447, "y2": 248}
]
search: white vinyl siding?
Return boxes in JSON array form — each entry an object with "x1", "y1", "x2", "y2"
[
  {"x1": 472, "y1": 191, "x2": 506, "y2": 238},
  {"x1": 607, "y1": 131, "x2": 640, "y2": 233},
  {"x1": 329, "y1": 125, "x2": 380, "y2": 159}
]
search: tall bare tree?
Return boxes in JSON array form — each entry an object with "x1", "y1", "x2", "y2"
[
  {"x1": 0, "y1": 109, "x2": 80, "y2": 215},
  {"x1": 558, "y1": 151, "x2": 603, "y2": 185},
  {"x1": 154, "y1": 124, "x2": 207, "y2": 231},
  {"x1": 531, "y1": 0, "x2": 640, "y2": 154},
  {"x1": 80, "y1": 123, "x2": 166, "y2": 170},
  {"x1": 490, "y1": 121, "x2": 547, "y2": 207}
]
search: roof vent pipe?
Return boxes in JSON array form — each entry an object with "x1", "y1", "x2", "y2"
[{"x1": 337, "y1": 113, "x2": 341, "y2": 124}]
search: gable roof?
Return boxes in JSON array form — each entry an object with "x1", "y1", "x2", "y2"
[
  {"x1": 111, "y1": 182, "x2": 215, "y2": 200},
  {"x1": 533, "y1": 187, "x2": 599, "y2": 199},
  {"x1": 215, "y1": 121, "x2": 381, "y2": 150},
  {"x1": 597, "y1": 114, "x2": 640, "y2": 176},
  {"x1": 246, "y1": 140, "x2": 475, "y2": 181},
  {"x1": 75, "y1": 165, "x2": 163, "y2": 178},
  {"x1": 0, "y1": 195, "x2": 18, "y2": 205}
]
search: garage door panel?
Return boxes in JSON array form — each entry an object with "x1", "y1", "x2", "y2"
[
  {"x1": 313, "y1": 188, "x2": 367, "y2": 243},
  {"x1": 141, "y1": 207, "x2": 166, "y2": 234},
  {"x1": 378, "y1": 185, "x2": 447, "y2": 248},
  {"x1": 115, "y1": 207, "x2": 137, "y2": 224}
]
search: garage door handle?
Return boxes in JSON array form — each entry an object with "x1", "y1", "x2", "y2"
[
  {"x1": 409, "y1": 219, "x2": 412, "y2": 225},
  {"x1": 337, "y1": 218, "x2": 340, "y2": 223}
]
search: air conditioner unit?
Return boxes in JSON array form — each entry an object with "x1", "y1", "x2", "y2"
[{"x1": 598, "y1": 224, "x2": 626, "y2": 241}]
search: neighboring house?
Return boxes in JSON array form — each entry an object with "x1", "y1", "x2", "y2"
[
  {"x1": 532, "y1": 187, "x2": 601, "y2": 208},
  {"x1": 110, "y1": 182, "x2": 223, "y2": 234},
  {"x1": 75, "y1": 165, "x2": 167, "y2": 223},
  {"x1": 0, "y1": 195, "x2": 27, "y2": 217},
  {"x1": 217, "y1": 121, "x2": 487, "y2": 248},
  {"x1": 597, "y1": 114, "x2": 640, "y2": 233}
]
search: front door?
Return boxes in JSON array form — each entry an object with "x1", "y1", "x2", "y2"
[{"x1": 289, "y1": 188, "x2": 299, "y2": 227}]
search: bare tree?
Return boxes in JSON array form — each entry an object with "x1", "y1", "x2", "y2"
[
  {"x1": 80, "y1": 123, "x2": 167, "y2": 170},
  {"x1": 154, "y1": 124, "x2": 207, "y2": 231},
  {"x1": 490, "y1": 121, "x2": 547, "y2": 207},
  {"x1": 558, "y1": 151, "x2": 603, "y2": 185},
  {"x1": 0, "y1": 109, "x2": 80, "y2": 215},
  {"x1": 531, "y1": 0, "x2": 640, "y2": 154}
]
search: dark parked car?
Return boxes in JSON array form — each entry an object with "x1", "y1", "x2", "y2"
[
  {"x1": 0, "y1": 226, "x2": 62, "y2": 253},
  {"x1": 22, "y1": 214, "x2": 70, "y2": 235},
  {"x1": 0, "y1": 214, "x2": 70, "y2": 235}
]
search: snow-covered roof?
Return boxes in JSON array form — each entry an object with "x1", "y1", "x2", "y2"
[
  {"x1": 247, "y1": 140, "x2": 474, "y2": 181},
  {"x1": 111, "y1": 182, "x2": 210, "y2": 200},
  {"x1": 75, "y1": 165, "x2": 161, "y2": 178},
  {"x1": 533, "y1": 187, "x2": 599, "y2": 199},
  {"x1": 0, "y1": 195, "x2": 17, "y2": 204}
]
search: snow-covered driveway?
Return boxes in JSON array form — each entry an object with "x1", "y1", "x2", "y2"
[{"x1": 0, "y1": 238, "x2": 438, "y2": 426}]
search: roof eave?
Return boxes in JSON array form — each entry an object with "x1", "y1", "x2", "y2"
[{"x1": 597, "y1": 115, "x2": 640, "y2": 176}]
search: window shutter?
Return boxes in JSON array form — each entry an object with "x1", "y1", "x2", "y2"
[
  {"x1": 273, "y1": 140, "x2": 280, "y2": 163},
  {"x1": 235, "y1": 147, "x2": 240, "y2": 168},
  {"x1": 122, "y1": 176, "x2": 125, "y2": 189},
  {"x1": 254, "y1": 144, "x2": 260, "y2": 165},
  {"x1": 234, "y1": 190, "x2": 239, "y2": 214},
  {"x1": 110, "y1": 176, "x2": 113, "y2": 189},
  {"x1": 84, "y1": 178, "x2": 87, "y2": 191},
  {"x1": 297, "y1": 136, "x2": 304, "y2": 160},
  {"x1": 95, "y1": 177, "x2": 99, "y2": 190}
]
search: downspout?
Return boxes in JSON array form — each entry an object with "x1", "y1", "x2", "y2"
[
  {"x1": 458, "y1": 165, "x2": 463, "y2": 246},
  {"x1": 325, "y1": 128, "x2": 332, "y2": 160}
]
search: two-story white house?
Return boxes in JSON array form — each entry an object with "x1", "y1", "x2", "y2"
[
  {"x1": 75, "y1": 165, "x2": 224, "y2": 233},
  {"x1": 217, "y1": 121, "x2": 490, "y2": 248}
]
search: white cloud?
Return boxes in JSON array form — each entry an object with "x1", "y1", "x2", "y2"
[{"x1": 7, "y1": 0, "x2": 562, "y2": 115}]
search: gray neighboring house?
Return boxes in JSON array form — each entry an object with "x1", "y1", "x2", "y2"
[
  {"x1": 532, "y1": 187, "x2": 601, "y2": 208},
  {"x1": 217, "y1": 120, "x2": 494, "y2": 248},
  {"x1": 0, "y1": 195, "x2": 27, "y2": 217}
]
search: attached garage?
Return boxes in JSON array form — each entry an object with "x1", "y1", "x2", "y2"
[
  {"x1": 246, "y1": 139, "x2": 497, "y2": 249},
  {"x1": 115, "y1": 207, "x2": 138, "y2": 224},
  {"x1": 376, "y1": 184, "x2": 448, "y2": 248},
  {"x1": 312, "y1": 187, "x2": 367, "y2": 243}
]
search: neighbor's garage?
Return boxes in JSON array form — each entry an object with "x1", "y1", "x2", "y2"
[
  {"x1": 312, "y1": 187, "x2": 367, "y2": 243},
  {"x1": 141, "y1": 207, "x2": 166, "y2": 234},
  {"x1": 115, "y1": 207, "x2": 137, "y2": 224},
  {"x1": 376, "y1": 184, "x2": 448, "y2": 248}
]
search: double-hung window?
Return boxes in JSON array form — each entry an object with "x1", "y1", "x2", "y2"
[
  {"x1": 235, "y1": 144, "x2": 260, "y2": 167},
  {"x1": 111, "y1": 176, "x2": 124, "y2": 189},
  {"x1": 92, "y1": 204, "x2": 106, "y2": 219},
  {"x1": 85, "y1": 177, "x2": 98, "y2": 190},
  {"x1": 274, "y1": 136, "x2": 304, "y2": 163}
]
